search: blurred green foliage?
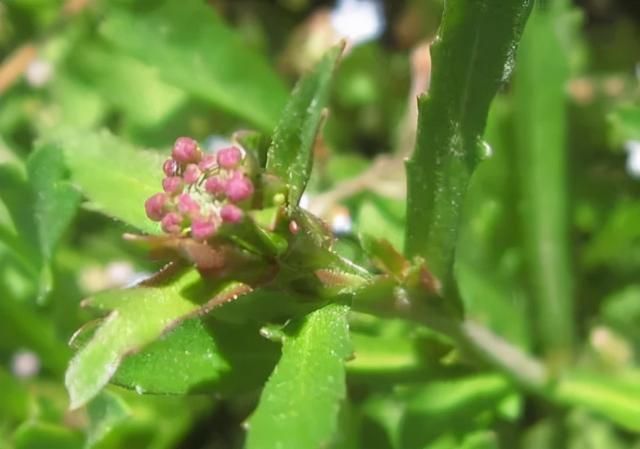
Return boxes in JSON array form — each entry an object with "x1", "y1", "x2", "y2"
[{"x1": 1, "y1": 0, "x2": 640, "y2": 448}]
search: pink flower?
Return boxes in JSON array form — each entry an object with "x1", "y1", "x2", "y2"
[
  {"x1": 191, "y1": 216, "x2": 216, "y2": 240},
  {"x1": 183, "y1": 164, "x2": 202, "y2": 184},
  {"x1": 204, "y1": 176, "x2": 226, "y2": 196},
  {"x1": 198, "y1": 154, "x2": 217, "y2": 171},
  {"x1": 177, "y1": 193, "x2": 200, "y2": 217},
  {"x1": 161, "y1": 212, "x2": 183, "y2": 234},
  {"x1": 217, "y1": 146, "x2": 242, "y2": 169},
  {"x1": 163, "y1": 158, "x2": 178, "y2": 176},
  {"x1": 220, "y1": 204, "x2": 243, "y2": 223},
  {"x1": 144, "y1": 193, "x2": 168, "y2": 221},
  {"x1": 225, "y1": 171, "x2": 254, "y2": 202},
  {"x1": 162, "y1": 176, "x2": 183, "y2": 195},
  {"x1": 172, "y1": 137, "x2": 201, "y2": 164}
]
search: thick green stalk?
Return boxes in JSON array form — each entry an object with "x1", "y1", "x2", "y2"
[{"x1": 513, "y1": 2, "x2": 575, "y2": 361}]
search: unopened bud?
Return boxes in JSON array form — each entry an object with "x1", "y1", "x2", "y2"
[
  {"x1": 162, "y1": 176, "x2": 183, "y2": 195},
  {"x1": 177, "y1": 193, "x2": 200, "y2": 217},
  {"x1": 163, "y1": 159, "x2": 178, "y2": 177},
  {"x1": 205, "y1": 176, "x2": 226, "y2": 196},
  {"x1": 199, "y1": 154, "x2": 217, "y2": 171},
  {"x1": 172, "y1": 137, "x2": 201, "y2": 164},
  {"x1": 183, "y1": 164, "x2": 202, "y2": 184},
  {"x1": 161, "y1": 212, "x2": 183, "y2": 234},
  {"x1": 144, "y1": 193, "x2": 168, "y2": 221},
  {"x1": 191, "y1": 216, "x2": 216, "y2": 240},
  {"x1": 225, "y1": 172, "x2": 254, "y2": 202},
  {"x1": 220, "y1": 204, "x2": 244, "y2": 223},
  {"x1": 217, "y1": 146, "x2": 242, "y2": 169}
]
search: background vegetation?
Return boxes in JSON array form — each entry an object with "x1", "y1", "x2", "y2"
[{"x1": 0, "y1": 0, "x2": 639, "y2": 448}]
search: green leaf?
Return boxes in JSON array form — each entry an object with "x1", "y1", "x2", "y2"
[
  {"x1": 266, "y1": 44, "x2": 344, "y2": 206},
  {"x1": 608, "y1": 105, "x2": 640, "y2": 147},
  {"x1": 65, "y1": 267, "x2": 239, "y2": 408},
  {"x1": 58, "y1": 130, "x2": 164, "y2": 234},
  {"x1": 246, "y1": 304, "x2": 351, "y2": 449},
  {"x1": 27, "y1": 144, "x2": 81, "y2": 260},
  {"x1": 554, "y1": 371, "x2": 640, "y2": 432},
  {"x1": 86, "y1": 391, "x2": 130, "y2": 448},
  {"x1": 398, "y1": 374, "x2": 514, "y2": 448},
  {"x1": 513, "y1": 2, "x2": 578, "y2": 356},
  {"x1": 100, "y1": 0, "x2": 288, "y2": 130},
  {"x1": 112, "y1": 317, "x2": 279, "y2": 395},
  {"x1": 404, "y1": 0, "x2": 532, "y2": 293},
  {"x1": 13, "y1": 422, "x2": 83, "y2": 449}
]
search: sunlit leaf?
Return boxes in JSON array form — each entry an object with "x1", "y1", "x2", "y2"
[
  {"x1": 266, "y1": 44, "x2": 343, "y2": 206},
  {"x1": 246, "y1": 304, "x2": 351, "y2": 449}
]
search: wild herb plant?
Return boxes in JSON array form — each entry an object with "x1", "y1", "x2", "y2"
[{"x1": 1, "y1": 0, "x2": 639, "y2": 448}]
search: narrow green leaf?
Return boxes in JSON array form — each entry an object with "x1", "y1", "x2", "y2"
[
  {"x1": 404, "y1": 0, "x2": 532, "y2": 293},
  {"x1": 100, "y1": 0, "x2": 288, "y2": 130},
  {"x1": 27, "y1": 144, "x2": 81, "y2": 260},
  {"x1": 65, "y1": 267, "x2": 215, "y2": 408},
  {"x1": 266, "y1": 44, "x2": 344, "y2": 206},
  {"x1": 246, "y1": 304, "x2": 351, "y2": 449},
  {"x1": 513, "y1": 2, "x2": 577, "y2": 357},
  {"x1": 554, "y1": 371, "x2": 640, "y2": 432},
  {"x1": 58, "y1": 130, "x2": 163, "y2": 234}
]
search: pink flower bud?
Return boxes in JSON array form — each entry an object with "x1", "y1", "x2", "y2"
[
  {"x1": 204, "y1": 176, "x2": 226, "y2": 196},
  {"x1": 220, "y1": 204, "x2": 243, "y2": 223},
  {"x1": 183, "y1": 164, "x2": 201, "y2": 184},
  {"x1": 172, "y1": 137, "x2": 201, "y2": 164},
  {"x1": 217, "y1": 146, "x2": 242, "y2": 169},
  {"x1": 144, "y1": 193, "x2": 168, "y2": 221},
  {"x1": 198, "y1": 154, "x2": 217, "y2": 171},
  {"x1": 161, "y1": 212, "x2": 183, "y2": 234},
  {"x1": 177, "y1": 193, "x2": 200, "y2": 217},
  {"x1": 163, "y1": 158, "x2": 178, "y2": 176},
  {"x1": 162, "y1": 176, "x2": 183, "y2": 195},
  {"x1": 191, "y1": 216, "x2": 216, "y2": 240},
  {"x1": 224, "y1": 172, "x2": 254, "y2": 202}
]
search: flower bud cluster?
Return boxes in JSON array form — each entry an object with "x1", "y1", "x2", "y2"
[{"x1": 144, "y1": 137, "x2": 254, "y2": 240}]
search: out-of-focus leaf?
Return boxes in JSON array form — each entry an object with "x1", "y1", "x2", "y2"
[
  {"x1": 57, "y1": 130, "x2": 163, "y2": 234},
  {"x1": 456, "y1": 97, "x2": 531, "y2": 348},
  {"x1": 584, "y1": 200, "x2": 640, "y2": 271},
  {"x1": 70, "y1": 43, "x2": 187, "y2": 128},
  {"x1": 554, "y1": 371, "x2": 640, "y2": 432},
  {"x1": 246, "y1": 304, "x2": 351, "y2": 449},
  {"x1": 112, "y1": 317, "x2": 279, "y2": 395},
  {"x1": 0, "y1": 290, "x2": 70, "y2": 374},
  {"x1": 0, "y1": 164, "x2": 41, "y2": 273},
  {"x1": 266, "y1": 44, "x2": 343, "y2": 206},
  {"x1": 13, "y1": 422, "x2": 83, "y2": 449},
  {"x1": 86, "y1": 391, "x2": 130, "y2": 449},
  {"x1": 608, "y1": 105, "x2": 640, "y2": 147},
  {"x1": 356, "y1": 195, "x2": 405, "y2": 251},
  {"x1": 513, "y1": 1, "x2": 578, "y2": 357},
  {"x1": 27, "y1": 144, "x2": 81, "y2": 260},
  {"x1": 405, "y1": 0, "x2": 532, "y2": 295},
  {"x1": 65, "y1": 267, "x2": 245, "y2": 408},
  {"x1": 460, "y1": 431, "x2": 499, "y2": 449},
  {"x1": 0, "y1": 367, "x2": 29, "y2": 423},
  {"x1": 100, "y1": 0, "x2": 288, "y2": 130},
  {"x1": 398, "y1": 374, "x2": 514, "y2": 448},
  {"x1": 600, "y1": 285, "x2": 640, "y2": 343}
]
